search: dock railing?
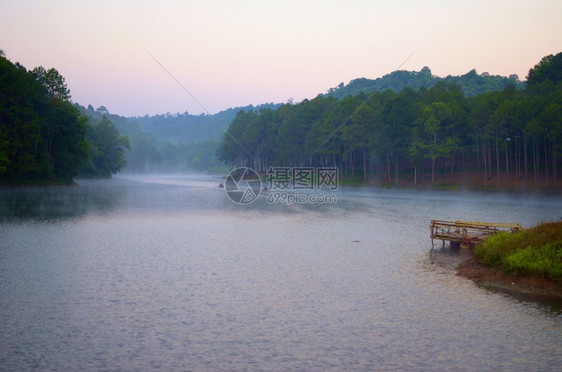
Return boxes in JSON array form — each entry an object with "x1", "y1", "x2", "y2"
[{"x1": 430, "y1": 220, "x2": 521, "y2": 248}]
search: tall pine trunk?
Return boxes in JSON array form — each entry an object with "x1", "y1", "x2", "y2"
[
  {"x1": 387, "y1": 152, "x2": 391, "y2": 184},
  {"x1": 363, "y1": 149, "x2": 367, "y2": 181},
  {"x1": 505, "y1": 143, "x2": 509, "y2": 186},
  {"x1": 523, "y1": 132, "x2": 529, "y2": 186},
  {"x1": 533, "y1": 140, "x2": 538, "y2": 187},
  {"x1": 482, "y1": 136, "x2": 487, "y2": 184},
  {"x1": 395, "y1": 152, "x2": 399, "y2": 186},
  {"x1": 544, "y1": 139, "x2": 548, "y2": 187},
  {"x1": 450, "y1": 148, "x2": 455, "y2": 181},
  {"x1": 553, "y1": 138, "x2": 557, "y2": 186},
  {"x1": 495, "y1": 133, "x2": 500, "y2": 188}
]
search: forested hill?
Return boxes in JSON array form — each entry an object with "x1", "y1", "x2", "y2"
[
  {"x1": 79, "y1": 102, "x2": 280, "y2": 144},
  {"x1": 1, "y1": 53, "x2": 129, "y2": 184},
  {"x1": 323, "y1": 67, "x2": 523, "y2": 99},
  {"x1": 217, "y1": 52, "x2": 562, "y2": 190},
  {"x1": 75, "y1": 102, "x2": 280, "y2": 172},
  {"x1": 73, "y1": 66, "x2": 522, "y2": 174},
  {"x1": 130, "y1": 103, "x2": 280, "y2": 144}
]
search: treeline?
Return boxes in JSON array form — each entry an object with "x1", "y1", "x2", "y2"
[
  {"x1": 217, "y1": 53, "x2": 562, "y2": 188},
  {"x1": 0, "y1": 52, "x2": 128, "y2": 184},
  {"x1": 77, "y1": 104, "x2": 225, "y2": 172},
  {"x1": 76, "y1": 102, "x2": 280, "y2": 173},
  {"x1": 323, "y1": 66, "x2": 523, "y2": 100},
  {"x1": 131, "y1": 103, "x2": 280, "y2": 144}
]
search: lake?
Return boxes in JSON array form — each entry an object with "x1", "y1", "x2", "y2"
[{"x1": 1, "y1": 174, "x2": 561, "y2": 371}]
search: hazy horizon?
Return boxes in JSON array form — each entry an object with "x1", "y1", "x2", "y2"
[{"x1": 2, "y1": 0, "x2": 561, "y2": 117}]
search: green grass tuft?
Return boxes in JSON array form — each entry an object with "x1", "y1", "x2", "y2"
[
  {"x1": 504, "y1": 242, "x2": 562, "y2": 281},
  {"x1": 473, "y1": 222, "x2": 562, "y2": 283}
]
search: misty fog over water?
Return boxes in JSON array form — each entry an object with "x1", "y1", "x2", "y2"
[{"x1": 1, "y1": 174, "x2": 561, "y2": 371}]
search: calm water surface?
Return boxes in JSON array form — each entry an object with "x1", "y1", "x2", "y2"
[{"x1": 1, "y1": 174, "x2": 561, "y2": 371}]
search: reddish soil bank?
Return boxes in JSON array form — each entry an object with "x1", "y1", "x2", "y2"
[
  {"x1": 457, "y1": 257, "x2": 562, "y2": 299},
  {"x1": 364, "y1": 170, "x2": 562, "y2": 192}
]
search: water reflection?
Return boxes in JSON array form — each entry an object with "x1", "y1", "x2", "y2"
[
  {"x1": 0, "y1": 180, "x2": 125, "y2": 221},
  {"x1": 1, "y1": 174, "x2": 561, "y2": 371},
  {"x1": 424, "y1": 243, "x2": 562, "y2": 313}
]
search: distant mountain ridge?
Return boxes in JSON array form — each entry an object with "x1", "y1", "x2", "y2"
[
  {"x1": 75, "y1": 65, "x2": 525, "y2": 172},
  {"x1": 130, "y1": 103, "x2": 280, "y2": 144},
  {"x1": 75, "y1": 102, "x2": 281, "y2": 172},
  {"x1": 79, "y1": 102, "x2": 280, "y2": 144},
  {"x1": 78, "y1": 67, "x2": 522, "y2": 146},
  {"x1": 322, "y1": 67, "x2": 523, "y2": 99}
]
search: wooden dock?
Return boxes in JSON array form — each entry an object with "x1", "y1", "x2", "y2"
[{"x1": 430, "y1": 220, "x2": 521, "y2": 249}]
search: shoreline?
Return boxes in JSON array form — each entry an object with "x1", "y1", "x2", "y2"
[
  {"x1": 457, "y1": 257, "x2": 562, "y2": 301},
  {"x1": 337, "y1": 169, "x2": 562, "y2": 194},
  {"x1": 339, "y1": 177, "x2": 562, "y2": 194}
]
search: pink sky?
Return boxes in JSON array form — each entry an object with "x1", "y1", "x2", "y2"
[{"x1": 1, "y1": 0, "x2": 561, "y2": 117}]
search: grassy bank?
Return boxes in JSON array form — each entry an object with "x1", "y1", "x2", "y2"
[{"x1": 473, "y1": 222, "x2": 562, "y2": 283}]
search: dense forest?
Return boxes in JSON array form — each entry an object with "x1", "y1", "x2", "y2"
[
  {"x1": 73, "y1": 68, "x2": 527, "y2": 175},
  {"x1": 217, "y1": 53, "x2": 562, "y2": 189},
  {"x1": 3, "y1": 47, "x2": 560, "y2": 188},
  {"x1": 0, "y1": 52, "x2": 128, "y2": 184}
]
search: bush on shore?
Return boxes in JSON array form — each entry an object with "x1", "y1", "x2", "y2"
[{"x1": 473, "y1": 222, "x2": 562, "y2": 283}]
